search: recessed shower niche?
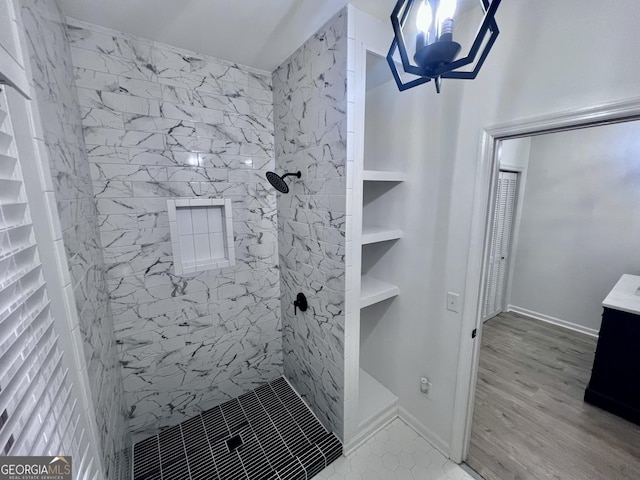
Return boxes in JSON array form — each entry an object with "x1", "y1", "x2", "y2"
[{"x1": 168, "y1": 198, "x2": 235, "y2": 275}]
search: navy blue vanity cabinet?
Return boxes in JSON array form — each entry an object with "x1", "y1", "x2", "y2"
[{"x1": 585, "y1": 306, "x2": 640, "y2": 426}]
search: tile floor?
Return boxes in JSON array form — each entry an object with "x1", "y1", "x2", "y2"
[
  {"x1": 132, "y1": 377, "x2": 342, "y2": 479},
  {"x1": 316, "y1": 419, "x2": 475, "y2": 480}
]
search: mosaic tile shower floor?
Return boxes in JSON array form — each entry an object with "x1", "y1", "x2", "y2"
[{"x1": 132, "y1": 377, "x2": 342, "y2": 480}]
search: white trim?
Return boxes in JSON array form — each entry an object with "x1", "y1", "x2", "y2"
[
  {"x1": 344, "y1": 404, "x2": 398, "y2": 457},
  {"x1": 450, "y1": 96, "x2": 640, "y2": 464},
  {"x1": 449, "y1": 129, "x2": 498, "y2": 463},
  {"x1": 343, "y1": 404, "x2": 451, "y2": 461},
  {"x1": 484, "y1": 96, "x2": 640, "y2": 138},
  {"x1": 399, "y1": 407, "x2": 449, "y2": 457},
  {"x1": 506, "y1": 305, "x2": 599, "y2": 338},
  {"x1": 344, "y1": 405, "x2": 450, "y2": 460}
]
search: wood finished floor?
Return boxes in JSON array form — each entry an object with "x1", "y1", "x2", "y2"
[{"x1": 467, "y1": 312, "x2": 640, "y2": 480}]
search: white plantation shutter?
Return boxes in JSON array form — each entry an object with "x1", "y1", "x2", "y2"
[
  {"x1": 483, "y1": 171, "x2": 518, "y2": 320},
  {"x1": 0, "y1": 87, "x2": 76, "y2": 456},
  {"x1": 0, "y1": 0, "x2": 30, "y2": 97}
]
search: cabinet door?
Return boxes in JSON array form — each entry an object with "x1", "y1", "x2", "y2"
[{"x1": 589, "y1": 308, "x2": 640, "y2": 401}]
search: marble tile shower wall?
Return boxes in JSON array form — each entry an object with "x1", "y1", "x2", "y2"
[
  {"x1": 18, "y1": 1, "x2": 131, "y2": 478},
  {"x1": 273, "y1": 9, "x2": 348, "y2": 438},
  {"x1": 65, "y1": 19, "x2": 283, "y2": 440}
]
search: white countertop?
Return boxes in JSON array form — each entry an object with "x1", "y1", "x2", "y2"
[{"x1": 602, "y1": 274, "x2": 640, "y2": 315}]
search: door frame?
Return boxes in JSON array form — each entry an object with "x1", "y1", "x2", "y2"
[{"x1": 449, "y1": 95, "x2": 640, "y2": 463}]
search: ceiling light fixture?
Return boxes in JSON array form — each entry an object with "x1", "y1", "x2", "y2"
[{"x1": 387, "y1": 0, "x2": 501, "y2": 93}]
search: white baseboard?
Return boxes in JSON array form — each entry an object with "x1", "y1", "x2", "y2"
[
  {"x1": 344, "y1": 403, "x2": 398, "y2": 456},
  {"x1": 398, "y1": 407, "x2": 450, "y2": 458},
  {"x1": 344, "y1": 404, "x2": 452, "y2": 461},
  {"x1": 506, "y1": 305, "x2": 599, "y2": 338}
]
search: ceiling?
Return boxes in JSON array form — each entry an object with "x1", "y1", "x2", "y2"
[{"x1": 58, "y1": 0, "x2": 478, "y2": 72}]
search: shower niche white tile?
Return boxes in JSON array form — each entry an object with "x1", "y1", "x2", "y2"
[{"x1": 168, "y1": 198, "x2": 235, "y2": 275}]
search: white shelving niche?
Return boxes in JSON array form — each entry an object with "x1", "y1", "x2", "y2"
[
  {"x1": 168, "y1": 198, "x2": 235, "y2": 275},
  {"x1": 348, "y1": 47, "x2": 408, "y2": 448}
]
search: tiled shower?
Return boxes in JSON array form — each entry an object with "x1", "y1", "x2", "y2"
[
  {"x1": 9, "y1": 0, "x2": 348, "y2": 478},
  {"x1": 68, "y1": 16, "x2": 283, "y2": 439}
]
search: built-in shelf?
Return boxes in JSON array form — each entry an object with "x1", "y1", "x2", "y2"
[
  {"x1": 361, "y1": 225, "x2": 402, "y2": 245},
  {"x1": 360, "y1": 274, "x2": 399, "y2": 308},
  {"x1": 363, "y1": 170, "x2": 406, "y2": 182},
  {"x1": 357, "y1": 368, "x2": 398, "y2": 428}
]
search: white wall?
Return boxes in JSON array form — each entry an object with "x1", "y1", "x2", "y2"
[
  {"x1": 507, "y1": 122, "x2": 640, "y2": 334},
  {"x1": 445, "y1": 0, "x2": 640, "y2": 452},
  {"x1": 357, "y1": 0, "x2": 640, "y2": 455}
]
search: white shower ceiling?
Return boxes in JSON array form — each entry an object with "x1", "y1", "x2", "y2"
[{"x1": 58, "y1": 0, "x2": 478, "y2": 72}]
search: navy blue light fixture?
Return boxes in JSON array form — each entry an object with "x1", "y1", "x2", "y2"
[{"x1": 387, "y1": 0, "x2": 502, "y2": 93}]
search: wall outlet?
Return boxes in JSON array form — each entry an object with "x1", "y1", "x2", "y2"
[
  {"x1": 420, "y1": 377, "x2": 432, "y2": 398},
  {"x1": 446, "y1": 292, "x2": 460, "y2": 313}
]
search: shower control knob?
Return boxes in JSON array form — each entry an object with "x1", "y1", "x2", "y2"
[{"x1": 294, "y1": 293, "x2": 308, "y2": 315}]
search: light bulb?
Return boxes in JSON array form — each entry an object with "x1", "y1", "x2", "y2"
[
  {"x1": 415, "y1": 0, "x2": 433, "y2": 33},
  {"x1": 437, "y1": 0, "x2": 457, "y2": 24}
]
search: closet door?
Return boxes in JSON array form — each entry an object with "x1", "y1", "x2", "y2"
[{"x1": 483, "y1": 171, "x2": 518, "y2": 321}]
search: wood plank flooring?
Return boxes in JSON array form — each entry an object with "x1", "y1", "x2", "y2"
[{"x1": 466, "y1": 311, "x2": 640, "y2": 480}]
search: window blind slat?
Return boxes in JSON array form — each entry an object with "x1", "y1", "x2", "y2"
[
  {"x1": 0, "y1": 264, "x2": 42, "y2": 311},
  {"x1": 12, "y1": 353, "x2": 66, "y2": 455},
  {"x1": 6, "y1": 223, "x2": 32, "y2": 251},
  {"x1": 0, "y1": 241, "x2": 35, "y2": 264},
  {"x1": 0, "y1": 178, "x2": 22, "y2": 203},
  {"x1": 0, "y1": 278, "x2": 46, "y2": 326},
  {"x1": 0, "y1": 203, "x2": 28, "y2": 231},
  {"x1": 0, "y1": 219, "x2": 30, "y2": 237},
  {"x1": 30, "y1": 369, "x2": 71, "y2": 455},
  {"x1": 0, "y1": 153, "x2": 17, "y2": 179},
  {"x1": 0, "y1": 311, "x2": 53, "y2": 411},
  {"x1": 0, "y1": 131, "x2": 12, "y2": 153},
  {"x1": 0, "y1": 296, "x2": 49, "y2": 343},
  {"x1": 56, "y1": 397, "x2": 78, "y2": 454},
  {"x1": 0, "y1": 322, "x2": 57, "y2": 452},
  {"x1": 0, "y1": 245, "x2": 37, "y2": 288}
]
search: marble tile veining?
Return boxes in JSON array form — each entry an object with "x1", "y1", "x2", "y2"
[
  {"x1": 273, "y1": 8, "x2": 348, "y2": 439},
  {"x1": 67, "y1": 17, "x2": 283, "y2": 441}
]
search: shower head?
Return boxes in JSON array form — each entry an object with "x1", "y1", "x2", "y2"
[{"x1": 266, "y1": 170, "x2": 301, "y2": 194}]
